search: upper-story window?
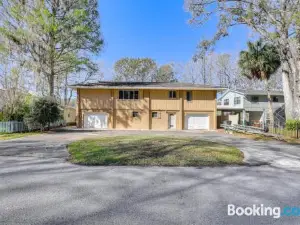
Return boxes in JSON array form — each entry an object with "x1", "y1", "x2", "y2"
[
  {"x1": 169, "y1": 90, "x2": 176, "y2": 99},
  {"x1": 217, "y1": 101, "x2": 222, "y2": 105},
  {"x1": 273, "y1": 96, "x2": 279, "y2": 102},
  {"x1": 234, "y1": 97, "x2": 241, "y2": 105},
  {"x1": 119, "y1": 90, "x2": 139, "y2": 100},
  {"x1": 224, "y1": 99, "x2": 229, "y2": 105},
  {"x1": 186, "y1": 91, "x2": 192, "y2": 101},
  {"x1": 251, "y1": 96, "x2": 259, "y2": 103}
]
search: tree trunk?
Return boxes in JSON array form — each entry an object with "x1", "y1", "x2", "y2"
[
  {"x1": 48, "y1": 1, "x2": 56, "y2": 97},
  {"x1": 281, "y1": 59, "x2": 294, "y2": 120},
  {"x1": 289, "y1": 59, "x2": 300, "y2": 119},
  {"x1": 265, "y1": 80, "x2": 274, "y2": 128},
  {"x1": 48, "y1": 71, "x2": 54, "y2": 97},
  {"x1": 64, "y1": 74, "x2": 68, "y2": 106}
]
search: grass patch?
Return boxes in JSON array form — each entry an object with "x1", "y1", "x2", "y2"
[
  {"x1": 0, "y1": 132, "x2": 40, "y2": 140},
  {"x1": 232, "y1": 132, "x2": 300, "y2": 144},
  {"x1": 232, "y1": 132, "x2": 274, "y2": 141},
  {"x1": 68, "y1": 136, "x2": 244, "y2": 167}
]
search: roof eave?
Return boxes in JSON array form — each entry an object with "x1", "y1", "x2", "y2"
[{"x1": 69, "y1": 86, "x2": 226, "y2": 91}]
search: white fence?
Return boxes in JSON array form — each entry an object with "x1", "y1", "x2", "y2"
[{"x1": 0, "y1": 120, "x2": 66, "y2": 133}]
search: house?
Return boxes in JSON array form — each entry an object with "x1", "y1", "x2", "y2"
[
  {"x1": 217, "y1": 89, "x2": 285, "y2": 127},
  {"x1": 63, "y1": 106, "x2": 76, "y2": 125},
  {"x1": 69, "y1": 82, "x2": 224, "y2": 130}
]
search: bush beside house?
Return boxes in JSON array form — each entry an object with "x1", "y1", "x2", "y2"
[
  {"x1": 26, "y1": 97, "x2": 61, "y2": 131},
  {"x1": 0, "y1": 96, "x2": 63, "y2": 132},
  {"x1": 286, "y1": 120, "x2": 300, "y2": 131}
]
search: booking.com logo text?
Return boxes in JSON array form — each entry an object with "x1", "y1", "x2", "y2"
[{"x1": 228, "y1": 204, "x2": 300, "y2": 218}]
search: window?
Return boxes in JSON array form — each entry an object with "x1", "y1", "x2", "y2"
[
  {"x1": 224, "y1": 99, "x2": 229, "y2": 105},
  {"x1": 132, "y1": 111, "x2": 139, "y2": 117},
  {"x1": 119, "y1": 90, "x2": 139, "y2": 100},
  {"x1": 234, "y1": 97, "x2": 241, "y2": 105},
  {"x1": 217, "y1": 101, "x2": 222, "y2": 105},
  {"x1": 152, "y1": 112, "x2": 158, "y2": 118},
  {"x1": 273, "y1": 96, "x2": 279, "y2": 102},
  {"x1": 186, "y1": 91, "x2": 192, "y2": 101},
  {"x1": 251, "y1": 96, "x2": 259, "y2": 102},
  {"x1": 169, "y1": 90, "x2": 176, "y2": 99}
]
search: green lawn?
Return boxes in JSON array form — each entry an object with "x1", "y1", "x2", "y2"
[
  {"x1": 0, "y1": 132, "x2": 40, "y2": 140},
  {"x1": 68, "y1": 136, "x2": 244, "y2": 167}
]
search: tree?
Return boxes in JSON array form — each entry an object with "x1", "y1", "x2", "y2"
[
  {"x1": 0, "y1": 0, "x2": 103, "y2": 97},
  {"x1": 177, "y1": 53, "x2": 214, "y2": 85},
  {"x1": 154, "y1": 64, "x2": 177, "y2": 82},
  {"x1": 29, "y1": 97, "x2": 60, "y2": 130},
  {"x1": 114, "y1": 58, "x2": 157, "y2": 82},
  {"x1": 238, "y1": 40, "x2": 281, "y2": 127},
  {"x1": 0, "y1": 51, "x2": 32, "y2": 121},
  {"x1": 185, "y1": 0, "x2": 300, "y2": 120}
]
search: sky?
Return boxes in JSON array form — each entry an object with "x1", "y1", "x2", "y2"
[{"x1": 98, "y1": 0, "x2": 250, "y2": 80}]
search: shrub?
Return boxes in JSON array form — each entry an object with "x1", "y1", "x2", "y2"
[
  {"x1": 0, "y1": 112, "x2": 4, "y2": 121},
  {"x1": 1, "y1": 93, "x2": 33, "y2": 122},
  {"x1": 28, "y1": 97, "x2": 61, "y2": 130},
  {"x1": 285, "y1": 119, "x2": 300, "y2": 131}
]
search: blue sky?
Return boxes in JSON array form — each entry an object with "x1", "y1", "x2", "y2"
[{"x1": 98, "y1": 0, "x2": 250, "y2": 79}]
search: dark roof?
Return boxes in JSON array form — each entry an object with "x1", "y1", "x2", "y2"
[
  {"x1": 69, "y1": 81, "x2": 225, "y2": 90},
  {"x1": 234, "y1": 89, "x2": 284, "y2": 96}
]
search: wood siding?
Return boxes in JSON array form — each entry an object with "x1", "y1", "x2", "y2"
[
  {"x1": 77, "y1": 88, "x2": 217, "y2": 130},
  {"x1": 80, "y1": 89, "x2": 112, "y2": 110},
  {"x1": 150, "y1": 90, "x2": 180, "y2": 110},
  {"x1": 184, "y1": 90, "x2": 216, "y2": 111}
]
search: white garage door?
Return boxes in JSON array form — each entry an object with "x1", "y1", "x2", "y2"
[
  {"x1": 185, "y1": 114, "x2": 209, "y2": 130},
  {"x1": 84, "y1": 113, "x2": 108, "y2": 129}
]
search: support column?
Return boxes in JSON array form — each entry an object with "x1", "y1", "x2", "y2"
[
  {"x1": 76, "y1": 89, "x2": 82, "y2": 128},
  {"x1": 144, "y1": 90, "x2": 151, "y2": 130},
  {"x1": 213, "y1": 90, "x2": 217, "y2": 130},
  {"x1": 242, "y1": 109, "x2": 246, "y2": 126},
  {"x1": 178, "y1": 90, "x2": 184, "y2": 130},
  {"x1": 112, "y1": 89, "x2": 117, "y2": 129}
]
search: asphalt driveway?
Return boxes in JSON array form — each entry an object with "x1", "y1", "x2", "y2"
[{"x1": 1, "y1": 130, "x2": 300, "y2": 225}]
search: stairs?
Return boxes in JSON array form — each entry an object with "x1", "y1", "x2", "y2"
[{"x1": 264, "y1": 105, "x2": 286, "y2": 128}]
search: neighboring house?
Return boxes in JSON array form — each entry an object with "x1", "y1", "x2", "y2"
[
  {"x1": 217, "y1": 89, "x2": 285, "y2": 127},
  {"x1": 70, "y1": 82, "x2": 224, "y2": 130},
  {"x1": 63, "y1": 106, "x2": 76, "y2": 125}
]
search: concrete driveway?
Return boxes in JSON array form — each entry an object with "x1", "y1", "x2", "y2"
[{"x1": 1, "y1": 130, "x2": 300, "y2": 225}]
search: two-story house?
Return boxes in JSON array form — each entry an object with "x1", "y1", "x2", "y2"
[
  {"x1": 217, "y1": 89, "x2": 285, "y2": 127},
  {"x1": 70, "y1": 82, "x2": 224, "y2": 130}
]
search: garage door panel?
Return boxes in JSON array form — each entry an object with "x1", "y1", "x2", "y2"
[
  {"x1": 84, "y1": 113, "x2": 108, "y2": 129},
  {"x1": 185, "y1": 114, "x2": 209, "y2": 130}
]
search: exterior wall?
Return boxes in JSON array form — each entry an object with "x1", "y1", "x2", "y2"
[
  {"x1": 80, "y1": 89, "x2": 112, "y2": 110},
  {"x1": 217, "y1": 91, "x2": 244, "y2": 110},
  {"x1": 150, "y1": 110, "x2": 170, "y2": 130},
  {"x1": 244, "y1": 95, "x2": 284, "y2": 112},
  {"x1": 115, "y1": 109, "x2": 149, "y2": 129},
  {"x1": 77, "y1": 88, "x2": 217, "y2": 130},
  {"x1": 64, "y1": 108, "x2": 76, "y2": 124},
  {"x1": 150, "y1": 90, "x2": 180, "y2": 110},
  {"x1": 184, "y1": 90, "x2": 216, "y2": 111}
]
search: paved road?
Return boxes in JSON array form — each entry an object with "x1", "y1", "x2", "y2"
[{"x1": 1, "y1": 130, "x2": 300, "y2": 225}]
